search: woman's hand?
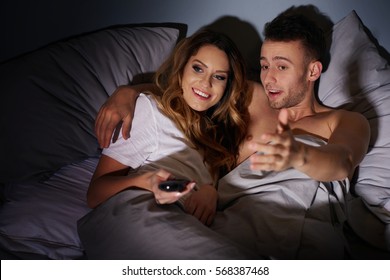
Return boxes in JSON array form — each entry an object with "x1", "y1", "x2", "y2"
[
  {"x1": 143, "y1": 170, "x2": 195, "y2": 204},
  {"x1": 183, "y1": 184, "x2": 217, "y2": 226}
]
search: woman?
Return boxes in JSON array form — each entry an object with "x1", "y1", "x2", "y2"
[
  {"x1": 78, "y1": 29, "x2": 256, "y2": 260},
  {"x1": 86, "y1": 29, "x2": 251, "y2": 225}
]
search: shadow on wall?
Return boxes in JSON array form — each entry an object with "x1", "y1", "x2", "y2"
[
  {"x1": 271, "y1": 4, "x2": 388, "y2": 65},
  {"x1": 196, "y1": 5, "x2": 335, "y2": 82},
  {"x1": 201, "y1": 16, "x2": 262, "y2": 82},
  {"x1": 195, "y1": 5, "x2": 390, "y2": 82},
  {"x1": 280, "y1": 5, "x2": 334, "y2": 72}
]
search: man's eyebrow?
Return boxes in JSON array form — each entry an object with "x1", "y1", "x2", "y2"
[{"x1": 260, "y1": 56, "x2": 293, "y2": 63}]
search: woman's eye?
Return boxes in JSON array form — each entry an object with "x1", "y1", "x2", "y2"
[
  {"x1": 193, "y1": 65, "x2": 203, "y2": 73},
  {"x1": 214, "y1": 75, "x2": 226, "y2": 81}
]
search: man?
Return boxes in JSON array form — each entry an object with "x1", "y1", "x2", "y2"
[{"x1": 91, "y1": 11, "x2": 370, "y2": 258}]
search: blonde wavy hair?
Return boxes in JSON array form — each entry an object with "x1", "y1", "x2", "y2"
[{"x1": 152, "y1": 29, "x2": 252, "y2": 180}]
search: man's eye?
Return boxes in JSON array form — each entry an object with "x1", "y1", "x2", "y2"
[
  {"x1": 278, "y1": 65, "x2": 287, "y2": 70},
  {"x1": 260, "y1": 65, "x2": 268, "y2": 70}
]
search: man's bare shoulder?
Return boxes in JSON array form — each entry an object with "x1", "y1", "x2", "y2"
[
  {"x1": 248, "y1": 81, "x2": 269, "y2": 105},
  {"x1": 327, "y1": 108, "x2": 368, "y2": 125},
  {"x1": 314, "y1": 105, "x2": 366, "y2": 123},
  {"x1": 250, "y1": 81, "x2": 264, "y2": 93},
  {"x1": 320, "y1": 108, "x2": 370, "y2": 145},
  {"x1": 292, "y1": 107, "x2": 369, "y2": 141},
  {"x1": 248, "y1": 81, "x2": 278, "y2": 119}
]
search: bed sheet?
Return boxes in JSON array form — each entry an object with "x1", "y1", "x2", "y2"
[
  {"x1": 78, "y1": 135, "x2": 348, "y2": 259},
  {"x1": 0, "y1": 157, "x2": 98, "y2": 259}
]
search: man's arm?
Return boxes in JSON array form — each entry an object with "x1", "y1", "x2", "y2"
[
  {"x1": 248, "y1": 109, "x2": 370, "y2": 181},
  {"x1": 308, "y1": 110, "x2": 371, "y2": 180},
  {"x1": 95, "y1": 83, "x2": 157, "y2": 148}
]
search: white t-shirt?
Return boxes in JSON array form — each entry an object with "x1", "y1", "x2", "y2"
[{"x1": 102, "y1": 94, "x2": 212, "y2": 186}]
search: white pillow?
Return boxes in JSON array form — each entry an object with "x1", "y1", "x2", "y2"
[
  {"x1": 318, "y1": 10, "x2": 390, "y2": 250},
  {"x1": 0, "y1": 24, "x2": 185, "y2": 259},
  {"x1": 0, "y1": 24, "x2": 184, "y2": 184}
]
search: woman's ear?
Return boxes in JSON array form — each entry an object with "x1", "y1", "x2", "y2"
[{"x1": 308, "y1": 61, "x2": 322, "y2": 81}]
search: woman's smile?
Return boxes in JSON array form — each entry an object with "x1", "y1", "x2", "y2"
[{"x1": 193, "y1": 88, "x2": 211, "y2": 99}]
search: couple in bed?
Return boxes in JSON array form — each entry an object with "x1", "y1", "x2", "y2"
[{"x1": 78, "y1": 10, "x2": 370, "y2": 259}]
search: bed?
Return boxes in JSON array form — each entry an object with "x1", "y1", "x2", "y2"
[{"x1": 0, "y1": 10, "x2": 389, "y2": 259}]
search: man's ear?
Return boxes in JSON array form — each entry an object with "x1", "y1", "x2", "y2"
[{"x1": 308, "y1": 61, "x2": 322, "y2": 81}]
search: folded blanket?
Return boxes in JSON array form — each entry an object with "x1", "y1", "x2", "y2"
[{"x1": 211, "y1": 135, "x2": 350, "y2": 259}]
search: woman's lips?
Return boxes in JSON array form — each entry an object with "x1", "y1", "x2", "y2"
[{"x1": 193, "y1": 88, "x2": 210, "y2": 99}]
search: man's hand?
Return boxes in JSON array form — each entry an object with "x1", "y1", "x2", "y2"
[
  {"x1": 95, "y1": 86, "x2": 139, "y2": 148},
  {"x1": 248, "y1": 108, "x2": 306, "y2": 171}
]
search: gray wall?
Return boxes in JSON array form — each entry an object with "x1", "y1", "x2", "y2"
[{"x1": 2, "y1": 0, "x2": 390, "y2": 63}]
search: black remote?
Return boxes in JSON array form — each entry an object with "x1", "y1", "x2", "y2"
[{"x1": 158, "y1": 179, "x2": 190, "y2": 192}]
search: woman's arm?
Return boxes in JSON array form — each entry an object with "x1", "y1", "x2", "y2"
[
  {"x1": 183, "y1": 184, "x2": 218, "y2": 226},
  {"x1": 95, "y1": 83, "x2": 159, "y2": 148},
  {"x1": 87, "y1": 155, "x2": 194, "y2": 208}
]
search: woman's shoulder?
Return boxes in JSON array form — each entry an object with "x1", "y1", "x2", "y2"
[
  {"x1": 136, "y1": 93, "x2": 158, "y2": 111},
  {"x1": 135, "y1": 93, "x2": 170, "y2": 122},
  {"x1": 132, "y1": 94, "x2": 158, "y2": 123},
  {"x1": 137, "y1": 93, "x2": 154, "y2": 103}
]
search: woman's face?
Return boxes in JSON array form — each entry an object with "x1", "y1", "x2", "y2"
[{"x1": 181, "y1": 44, "x2": 230, "y2": 112}]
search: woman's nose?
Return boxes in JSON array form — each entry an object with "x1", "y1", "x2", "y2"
[{"x1": 200, "y1": 75, "x2": 212, "y2": 88}]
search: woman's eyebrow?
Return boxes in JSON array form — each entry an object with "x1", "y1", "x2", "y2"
[{"x1": 193, "y1": 59, "x2": 229, "y2": 73}]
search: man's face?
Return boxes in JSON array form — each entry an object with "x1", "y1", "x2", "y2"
[{"x1": 259, "y1": 40, "x2": 311, "y2": 109}]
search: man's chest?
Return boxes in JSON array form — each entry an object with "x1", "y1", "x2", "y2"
[{"x1": 238, "y1": 115, "x2": 278, "y2": 163}]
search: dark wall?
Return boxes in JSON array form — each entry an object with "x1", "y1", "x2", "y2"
[{"x1": 2, "y1": 0, "x2": 390, "y2": 63}]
